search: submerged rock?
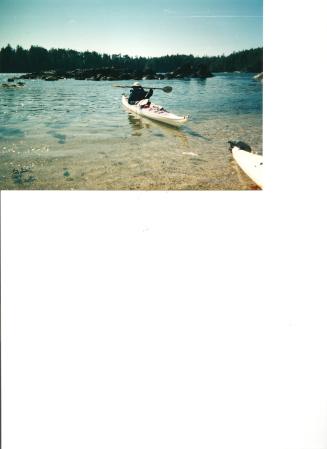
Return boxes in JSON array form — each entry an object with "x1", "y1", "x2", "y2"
[
  {"x1": 1, "y1": 83, "x2": 24, "y2": 88},
  {"x1": 11, "y1": 166, "x2": 36, "y2": 184}
]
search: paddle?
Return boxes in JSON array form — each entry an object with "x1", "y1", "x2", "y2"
[{"x1": 113, "y1": 85, "x2": 173, "y2": 93}]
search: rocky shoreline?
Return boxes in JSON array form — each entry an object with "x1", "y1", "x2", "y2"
[{"x1": 16, "y1": 64, "x2": 213, "y2": 82}]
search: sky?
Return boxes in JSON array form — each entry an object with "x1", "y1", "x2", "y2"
[{"x1": 0, "y1": 0, "x2": 262, "y2": 56}]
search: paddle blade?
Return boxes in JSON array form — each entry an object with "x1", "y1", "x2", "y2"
[{"x1": 114, "y1": 84, "x2": 173, "y2": 93}]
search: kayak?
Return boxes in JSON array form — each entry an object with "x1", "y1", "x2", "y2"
[
  {"x1": 232, "y1": 145, "x2": 263, "y2": 189},
  {"x1": 121, "y1": 95, "x2": 188, "y2": 127}
]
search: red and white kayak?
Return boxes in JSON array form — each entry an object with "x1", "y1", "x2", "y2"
[{"x1": 122, "y1": 95, "x2": 188, "y2": 127}]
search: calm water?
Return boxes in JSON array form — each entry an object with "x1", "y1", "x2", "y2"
[{"x1": 0, "y1": 73, "x2": 262, "y2": 190}]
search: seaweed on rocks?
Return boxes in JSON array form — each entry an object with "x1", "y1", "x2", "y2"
[{"x1": 12, "y1": 167, "x2": 36, "y2": 184}]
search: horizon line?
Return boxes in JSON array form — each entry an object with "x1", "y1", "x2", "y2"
[{"x1": 0, "y1": 43, "x2": 263, "y2": 58}]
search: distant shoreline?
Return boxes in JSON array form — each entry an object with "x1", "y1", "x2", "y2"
[
  {"x1": 0, "y1": 45, "x2": 263, "y2": 75},
  {"x1": 2, "y1": 70, "x2": 262, "y2": 84}
]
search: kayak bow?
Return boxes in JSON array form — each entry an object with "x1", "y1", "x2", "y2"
[{"x1": 231, "y1": 145, "x2": 263, "y2": 189}]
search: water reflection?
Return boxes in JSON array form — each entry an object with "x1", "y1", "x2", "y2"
[
  {"x1": 195, "y1": 78, "x2": 207, "y2": 85},
  {"x1": 125, "y1": 107, "x2": 192, "y2": 149},
  {"x1": 128, "y1": 113, "x2": 143, "y2": 130}
]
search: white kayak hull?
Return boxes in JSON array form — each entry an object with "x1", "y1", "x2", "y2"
[
  {"x1": 121, "y1": 95, "x2": 188, "y2": 127},
  {"x1": 232, "y1": 146, "x2": 263, "y2": 189}
]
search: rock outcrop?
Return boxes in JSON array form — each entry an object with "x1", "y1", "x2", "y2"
[{"x1": 19, "y1": 65, "x2": 213, "y2": 82}]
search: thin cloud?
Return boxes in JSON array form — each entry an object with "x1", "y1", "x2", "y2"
[{"x1": 184, "y1": 15, "x2": 262, "y2": 18}]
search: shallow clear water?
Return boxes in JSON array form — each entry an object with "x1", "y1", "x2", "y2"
[{"x1": 0, "y1": 73, "x2": 262, "y2": 190}]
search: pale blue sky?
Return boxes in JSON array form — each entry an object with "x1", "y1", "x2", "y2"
[{"x1": 0, "y1": 0, "x2": 262, "y2": 56}]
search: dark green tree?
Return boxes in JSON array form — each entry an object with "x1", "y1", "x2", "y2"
[{"x1": 0, "y1": 44, "x2": 263, "y2": 74}]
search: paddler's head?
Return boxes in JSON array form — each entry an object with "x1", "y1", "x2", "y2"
[{"x1": 132, "y1": 82, "x2": 142, "y2": 89}]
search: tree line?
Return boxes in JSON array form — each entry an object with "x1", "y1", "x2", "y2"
[{"x1": 0, "y1": 44, "x2": 263, "y2": 73}]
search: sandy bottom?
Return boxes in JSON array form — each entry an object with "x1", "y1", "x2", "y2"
[{"x1": 0, "y1": 113, "x2": 262, "y2": 190}]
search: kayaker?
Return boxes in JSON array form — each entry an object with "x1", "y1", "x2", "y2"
[{"x1": 128, "y1": 82, "x2": 153, "y2": 105}]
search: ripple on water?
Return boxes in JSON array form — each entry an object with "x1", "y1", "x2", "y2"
[
  {"x1": 0, "y1": 73, "x2": 262, "y2": 189},
  {"x1": 49, "y1": 132, "x2": 66, "y2": 144},
  {"x1": 0, "y1": 127, "x2": 25, "y2": 138}
]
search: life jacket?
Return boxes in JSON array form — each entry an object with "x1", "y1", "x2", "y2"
[{"x1": 128, "y1": 87, "x2": 147, "y2": 104}]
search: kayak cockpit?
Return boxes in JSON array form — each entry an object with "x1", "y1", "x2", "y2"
[{"x1": 121, "y1": 95, "x2": 188, "y2": 127}]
